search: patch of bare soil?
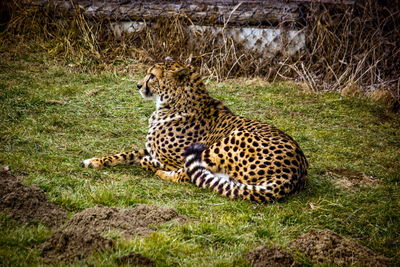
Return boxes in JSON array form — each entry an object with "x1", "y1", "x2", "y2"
[
  {"x1": 0, "y1": 167, "x2": 67, "y2": 227},
  {"x1": 288, "y1": 229, "x2": 389, "y2": 266},
  {"x1": 245, "y1": 247, "x2": 301, "y2": 267},
  {"x1": 41, "y1": 205, "x2": 186, "y2": 263},
  {"x1": 116, "y1": 252, "x2": 155, "y2": 266},
  {"x1": 321, "y1": 168, "x2": 380, "y2": 189}
]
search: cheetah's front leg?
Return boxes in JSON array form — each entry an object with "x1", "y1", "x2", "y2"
[
  {"x1": 80, "y1": 149, "x2": 142, "y2": 169},
  {"x1": 80, "y1": 149, "x2": 162, "y2": 170},
  {"x1": 81, "y1": 149, "x2": 189, "y2": 183}
]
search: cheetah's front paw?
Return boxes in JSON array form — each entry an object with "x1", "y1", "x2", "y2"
[{"x1": 80, "y1": 158, "x2": 103, "y2": 169}]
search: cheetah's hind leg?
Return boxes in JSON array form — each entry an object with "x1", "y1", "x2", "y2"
[{"x1": 156, "y1": 168, "x2": 190, "y2": 183}]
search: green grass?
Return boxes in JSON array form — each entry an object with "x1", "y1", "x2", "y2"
[{"x1": 0, "y1": 52, "x2": 399, "y2": 266}]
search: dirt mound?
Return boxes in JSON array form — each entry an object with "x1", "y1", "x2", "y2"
[
  {"x1": 288, "y1": 229, "x2": 389, "y2": 266},
  {"x1": 245, "y1": 247, "x2": 300, "y2": 267},
  {"x1": 0, "y1": 167, "x2": 67, "y2": 227},
  {"x1": 320, "y1": 168, "x2": 380, "y2": 189},
  {"x1": 41, "y1": 205, "x2": 186, "y2": 262},
  {"x1": 116, "y1": 252, "x2": 155, "y2": 266}
]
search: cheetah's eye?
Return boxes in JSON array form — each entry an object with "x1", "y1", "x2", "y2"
[{"x1": 149, "y1": 74, "x2": 155, "y2": 80}]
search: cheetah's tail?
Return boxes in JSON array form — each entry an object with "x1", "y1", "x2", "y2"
[{"x1": 184, "y1": 143, "x2": 283, "y2": 203}]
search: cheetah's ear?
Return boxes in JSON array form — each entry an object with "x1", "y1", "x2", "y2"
[
  {"x1": 171, "y1": 67, "x2": 190, "y2": 81},
  {"x1": 165, "y1": 56, "x2": 175, "y2": 62}
]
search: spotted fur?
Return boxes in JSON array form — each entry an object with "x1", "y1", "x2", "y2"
[{"x1": 81, "y1": 61, "x2": 308, "y2": 203}]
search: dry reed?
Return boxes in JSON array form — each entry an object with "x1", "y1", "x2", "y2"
[{"x1": 1, "y1": 0, "x2": 399, "y2": 108}]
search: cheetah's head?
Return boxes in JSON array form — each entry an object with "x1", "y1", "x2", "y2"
[{"x1": 136, "y1": 61, "x2": 204, "y2": 106}]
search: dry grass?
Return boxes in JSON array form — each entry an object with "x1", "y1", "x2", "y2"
[
  {"x1": 299, "y1": 1, "x2": 400, "y2": 99},
  {"x1": 1, "y1": 0, "x2": 399, "y2": 106}
]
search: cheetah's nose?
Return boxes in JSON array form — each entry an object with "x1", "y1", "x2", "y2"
[{"x1": 137, "y1": 84, "x2": 142, "y2": 89}]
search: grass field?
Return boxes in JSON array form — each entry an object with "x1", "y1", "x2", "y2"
[{"x1": 0, "y1": 49, "x2": 399, "y2": 266}]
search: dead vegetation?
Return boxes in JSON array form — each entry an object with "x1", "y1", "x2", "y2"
[
  {"x1": 295, "y1": 0, "x2": 400, "y2": 111},
  {"x1": 1, "y1": 0, "x2": 399, "y2": 107},
  {"x1": 319, "y1": 168, "x2": 381, "y2": 189}
]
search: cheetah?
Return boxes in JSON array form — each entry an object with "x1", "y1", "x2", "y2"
[{"x1": 81, "y1": 61, "x2": 308, "y2": 203}]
